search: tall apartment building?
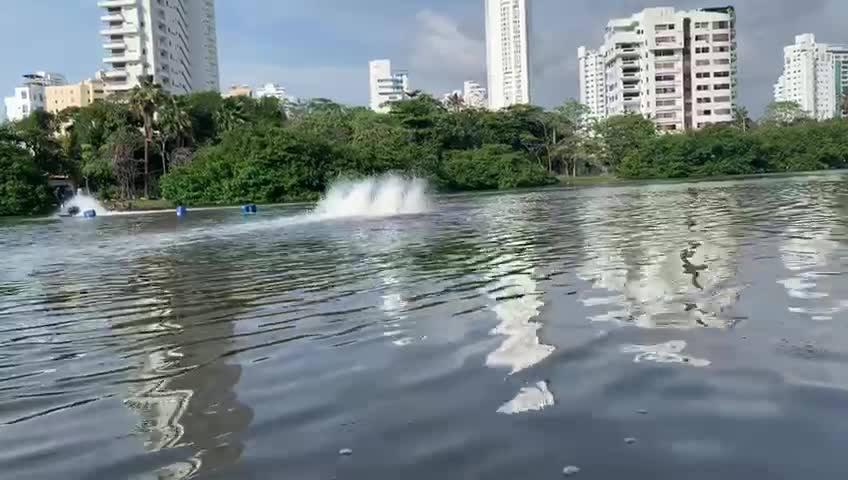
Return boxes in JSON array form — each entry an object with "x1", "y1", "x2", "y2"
[
  {"x1": 484, "y1": 0, "x2": 530, "y2": 110},
  {"x1": 579, "y1": 6, "x2": 737, "y2": 131},
  {"x1": 369, "y1": 59, "x2": 409, "y2": 113},
  {"x1": 774, "y1": 34, "x2": 848, "y2": 120},
  {"x1": 98, "y1": 0, "x2": 219, "y2": 95},
  {"x1": 577, "y1": 46, "x2": 607, "y2": 119},
  {"x1": 3, "y1": 72, "x2": 67, "y2": 123},
  {"x1": 463, "y1": 80, "x2": 488, "y2": 109},
  {"x1": 45, "y1": 75, "x2": 107, "y2": 114}
]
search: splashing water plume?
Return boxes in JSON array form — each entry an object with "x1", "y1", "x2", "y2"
[
  {"x1": 60, "y1": 190, "x2": 110, "y2": 217},
  {"x1": 313, "y1": 176, "x2": 430, "y2": 219}
]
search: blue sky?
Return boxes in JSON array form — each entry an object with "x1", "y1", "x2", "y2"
[{"x1": 1, "y1": 0, "x2": 847, "y2": 116}]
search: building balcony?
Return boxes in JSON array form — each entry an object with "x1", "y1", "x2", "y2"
[
  {"x1": 103, "y1": 41, "x2": 127, "y2": 50},
  {"x1": 100, "y1": 13, "x2": 123, "y2": 22},
  {"x1": 99, "y1": 24, "x2": 139, "y2": 36},
  {"x1": 97, "y1": 0, "x2": 136, "y2": 7},
  {"x1": 102, "y1": 70, "x2": 129, "y2": 79},
  {"x1": 103, "y1": 53, "x2": 140, "y2": 63}
]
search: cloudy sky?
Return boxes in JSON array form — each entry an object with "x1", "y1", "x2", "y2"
[{"x1": 1, "y1": 0, "x2": 846, "y2": 116}]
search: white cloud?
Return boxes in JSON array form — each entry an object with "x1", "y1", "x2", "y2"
[{"x1": 409, "y1": 9, "x2": 486, "y2": 94}]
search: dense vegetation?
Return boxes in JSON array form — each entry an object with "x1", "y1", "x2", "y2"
[{"x1": 0, "y1": 81, "x2": 846, "y2": 215}]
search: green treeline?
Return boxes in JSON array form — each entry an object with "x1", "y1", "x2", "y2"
[{"x1": 0, "y1": 82, "x2": 846, "y2": 216}]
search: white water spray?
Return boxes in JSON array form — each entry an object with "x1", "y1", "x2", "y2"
[
  {"x1": 312, "y1": 175, "x2": 430, "y2": 219},
  {"x1": 60, "y1": 189, "x2": 110, "y2": 217}
]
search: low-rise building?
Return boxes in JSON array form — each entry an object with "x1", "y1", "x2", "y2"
[
  {"x1": 463, "y1": 81, "x2": 488, "y2": 109},
  {"x1": 224, "y1": 85, "x2": 253, "y2": 98},
  {"x1": 3, "y1": 71, "x2": 66, "y2": 122},
  {"x1": 45, "y1": 76, "x2": 106, "y2": 114},
  {"x1": 369, "y1": 59, "x2": 409, "y2": 113}
]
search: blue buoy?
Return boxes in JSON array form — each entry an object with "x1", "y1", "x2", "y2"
[
  {"x1": 241, "y1": 203, "x2": 258, "y2": 215},
  {"x1": 83, "y1": 209, "x2": 97, "y2": 218},
  {"x1": 176, "y1": 206, "x2": 188, "y2": 217}
]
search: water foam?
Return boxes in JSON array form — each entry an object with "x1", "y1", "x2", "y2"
[
  {"x1": 313, "y1": 175, "x2": 430, "y2": 219},
  {"x1": 60, "y1": 190, "x2": 110, "y2": 217}
]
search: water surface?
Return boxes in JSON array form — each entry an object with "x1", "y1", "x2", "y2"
[{"x1": 2, "y1": 174, "x2": 848, "y2": 479}]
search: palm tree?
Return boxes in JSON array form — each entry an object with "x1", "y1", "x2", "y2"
[
  {"x1": 734, "y1": 106, "x2": 752, "y2": 132},
  {"x1": 214, "y1": 98, "x2": 248, "y2": 134},
  {"x1": 128, "y1": 79, "x2": 165, "y2": 197},
  {"x1": 445, "y1": 93, "x2": 465, "y2": 113},
  {"x1": 156, "y1": 96, "x2": 192, "y2": 173}
]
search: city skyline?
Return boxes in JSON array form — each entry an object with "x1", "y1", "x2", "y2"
[{"x1": 0, "y1": 1, "x2": 847, "y2": 115}]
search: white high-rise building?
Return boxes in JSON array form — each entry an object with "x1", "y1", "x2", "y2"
[
  {"x1": 463, "y1": 80, "x2": 488, "y2": 108},
  {"x1": 3, "y1": 72, "x2": 67, "y2": 123},
  {"x1": 774, "y1": 34, "x2": 848, "y2": 120},
  {"x1": 485, "y1": 0, "x2": 530, "y2": 110},
  {"x1": 577, "y1": 46, "x2": 607, "y2": 119},
  {"x1": 580, "y1": 6, "x2": 737, "y2": 131},
  {"x1": 369, "y1": 59, "x2": 409, "y2": 113},
  {"x1": 98, "y1": 0, "x2": 219, "y2": 95}
]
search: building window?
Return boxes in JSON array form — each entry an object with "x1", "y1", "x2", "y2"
[
  {"x1": 696, "y1": 59, "x2": 710, "y2": 66},
  {"x1": 698, "y1": 109, "x2": 713, "y2": 116},
  {"x1": 695, "y1": 22, "x2": 709, "y2": 29},
  {"x1": 695, "y1": 34, "x2": 709, "y2": 42},
  {"x1": 697, "y1": 97, "x2": 712, "y2": 104},
  {"x1": 696, "y1": 85, "x2": 710, "y2": 91},
  {"x1": 713, "y1": 33, "x2": 730, "y2": 42},
  {"x1": 715, "y1": 108, "x2": 732, "y2": 115},
  {"x1": 656, "y1": 87, "x2": 676, "y2": 94},
  {"x1": 655, "y1": 24, "x2": 675, "y2": 31},
  {"x1": 656, "y1": 36, "x2": 676, "y2": 44},
  {"x1": 655, "y1": 74, "x2": 676, "y2": 82},
  {"x1": 20, "y1": 91, "x2": 27, "y2": 99},
  {"x1": 714, "y1": 58, "x2": 731, "y2": 65},
  {"x1": 715, "y1": 46, "x2": 731, "y2": 53},
  {"x1": 714, "y1": 83, "x2": 731, "y2": 90},
  {"x1": 714, "y1": 71, "x2": 731, "y2": 78},
  {"x1": 657, "y1": 99, "x2": 676, "y2": 107},
  {"x1": 713, "y1": 96, "x2": 731, "y2": 103},
  {"x1": 695, "y1": 47, "x2": 710, "y2": 54},
  {"x1": 655, "y1": 49, "x2": 676, "y2": 57},
  {"x1": 713, "y1": 21, "x2": 730, "y2": 29},
  {"x1": 696, "y1": 72, "x2": 711, "y2": 78}
]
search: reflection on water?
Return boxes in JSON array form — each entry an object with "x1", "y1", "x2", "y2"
[
  {"x1": 577, "y1": 188, "x2": 744, "y2": 331},
  {"x1": 621, "y1": 341, "x2": 711, "y2": 367},
  {"x1": 3, "y1": 174, "x2": 848, "y2": 478}
]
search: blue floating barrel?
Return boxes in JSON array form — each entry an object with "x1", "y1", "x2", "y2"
[
  {"x1": 176, "y1": 206, "x2": 188, "y2": 217},
  {"x1": 83, "y1": 209, "x2": 97, "y2": 218},
  {"x1": 241, "y1": 203, "x2": 258, "y2": 215}
]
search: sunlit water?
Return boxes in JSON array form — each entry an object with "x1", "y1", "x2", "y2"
[{"x1": 3, "y1": 173, "x2": 848, "y2": 479}]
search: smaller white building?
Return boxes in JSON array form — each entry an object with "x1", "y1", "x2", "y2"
[
  {"x1": 3, "y1": 72, "x2": 66, "y2": 123},
  {"x1": 441, "y1": 89, "x2": 463, "y2": 105},
  {"x1": 255, "y1": 83, "x2": 287, "y2": 101},
  {"x1": 0, "y1": 100, "x2": 6, "y2": 124},
  {"x1": 369, "y1": 59, "x2": 409, "y2": 113},
  {"x1": 577, "y1": 46, "x2": 607, "y2": 119},
  {"x1": 463, "y1": 81, "x2": 488, "y2": 109}
]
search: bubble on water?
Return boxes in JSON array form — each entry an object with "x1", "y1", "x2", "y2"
[
  {"x1": 624, "y1": 437, "x2": 638, "y2": 445},
  {"x1": 338, "y1": 448, "x2": 353, "y2": 456},
  {"x1": 562, "y1": 465, "x2": 581, "y2": 476},
  {"x1": 621, "y1": 341, "x2": 711, "y2": 367}
]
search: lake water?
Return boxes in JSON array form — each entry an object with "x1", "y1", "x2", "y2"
[{"x1": 2, "y1": 174, "x2": 848, "y2": 479}]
